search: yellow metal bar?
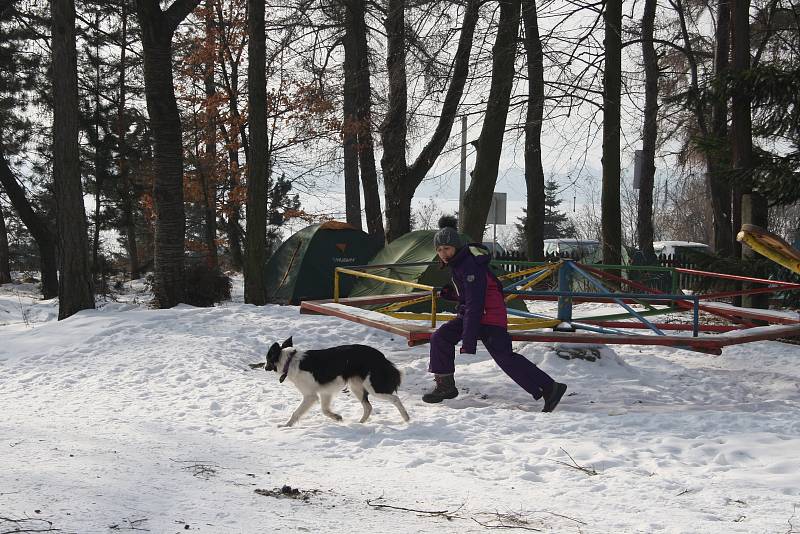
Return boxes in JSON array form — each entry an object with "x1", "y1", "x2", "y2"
[
  {"x1": 738, "y1": 231, "x2": 800, "y2": 275},
  {"x1": 497, "y1": 263, "x2": 557, "y2": 282},
  {"x1": 334, "y1": 269, "x2": 340, "y2": 303},
  {"x1": 504, "y1": 263, "x2": 561, "y2": 302},
  {"x1": 430, "y1": 290, "x2": 437, "y2": 328},
  {"x1": 376, "y1": 293, "x2": 432, "y2": 313},
  {"x1": 507, "y1": 319, "x2": 560, "y2": 330},
  {"x1": 335, "y1": 267, "x2": 434, "y2": 291}
]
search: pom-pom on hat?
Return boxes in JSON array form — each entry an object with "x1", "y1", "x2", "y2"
[{"x1": 433, "y1": 215, "x2": 464, "y2": 249}]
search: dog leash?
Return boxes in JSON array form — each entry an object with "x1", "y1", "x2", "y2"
[{"x1": 279, "y1": 352, "x2": 296, "y2": 383}]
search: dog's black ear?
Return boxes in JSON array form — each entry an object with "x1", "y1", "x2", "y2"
[
  {"x1": 281, "y1": 336, "x2": 293, "y2": 348},
  {"x1": 267, "y1": 342, "x2": 281, "y2": 360}
]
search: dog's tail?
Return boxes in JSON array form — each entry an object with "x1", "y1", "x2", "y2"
[{"x1": 368, "y1": 359, "x2": 402, "y2": 394}]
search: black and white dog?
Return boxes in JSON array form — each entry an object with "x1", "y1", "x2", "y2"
[{"x1": 265, "y1": 337, "x2": 410, "y2": 427}]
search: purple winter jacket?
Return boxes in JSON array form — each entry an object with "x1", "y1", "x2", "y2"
[{"x1": 439, "y1": 243, "x2": 508, "y2": 353}]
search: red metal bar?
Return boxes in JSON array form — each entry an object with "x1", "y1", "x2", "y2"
[
  {"x1": 300, "y1": 300, "x2": 428, "y2": 338},
  {"x1": 716, "y1": 323, "x2": 800, "y2": 346},
  {"x1": 674, "y1": 267, "x2": 799, "y2": 286},
  {"x1": 699, "y1": 283, "x2": 800, "y2": 300},
  {"x1": 582, "y1": 321, "x2": 737, "y2": 332},
  {"x1": 580, "y1": 265, "x2": 758, "y2": 327}
]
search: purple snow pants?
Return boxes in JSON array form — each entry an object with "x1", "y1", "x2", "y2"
[{"x1": 428, "y1": 318, "x2": 555, "y2": 399}]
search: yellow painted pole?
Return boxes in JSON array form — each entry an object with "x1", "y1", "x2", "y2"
[
  {"x1": 335, "y1": 267, "x2": 434, "y2": 291},
  {"x1": 430, "y1": 289, "x2": 438, "y2": 328},
  {"x1": 738, "y1": 231, "x2": 800, "y2": 275},
  {"x1": 334, "y1": 269, "x2": 340, "y2": 303}
]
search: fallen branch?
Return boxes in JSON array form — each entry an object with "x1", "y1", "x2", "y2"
[
  {"x1": 546, "y1": 448, "x2": 598, "y2": 476},
  {"x1": 0, "y1": 516, "x2": 60, "y2": 534},
  {"x1": 366, "y1": 496, "x2": 464, "y2": 521}
]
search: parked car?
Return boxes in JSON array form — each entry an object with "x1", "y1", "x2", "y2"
[
  {"x1": 652, "y1": 241, "x2": 710, "y2": 258},
  {"x1": 543, "y1": 239, "x2": 600, "y2": 260}
]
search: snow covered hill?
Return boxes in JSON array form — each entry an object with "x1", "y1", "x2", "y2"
[{"x1": 1, "y1": 279, "x2": 799, "y2": 533}]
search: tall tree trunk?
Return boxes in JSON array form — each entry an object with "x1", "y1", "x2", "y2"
[
  {"x1": 707, "y1": 0, "x2": 733, "y2": 257},
  {"x1": 135, "y1": 0, "x2": 200, "y2": 308},
  {"x1": 91, "y1": 11, "x2": 104, "y2": 279},
  {"x1": 0, "y1": 203, "x2": 11, "y2": 284},
  {"x1": 244, "y1": 0, "x2": 267, "y2": 305},
  {"x1": 116, "y1": 1, "x2": 140, "y2": 279},
  {"x1": 731, "y1": 0, "x2": 768, "y2": 308},
  {"x1": 462, "y1": 0, "x2": 520, "y2": 242},
  {"x1": 202, "y1": 0, "x2": 218, "y2": 268},
  {"x1": 51, "y1": 0, "x2": 95, "y2": 319},
  {"x1": 381, "y1": 0, "x2": 480, "y2": 242},
  {"x1": 350, "y1": 0, "x2": 384, "y2": 242},
  {"x1": 341, "y1": 1, "x2": 362, "y2": 229},
  {"x1": 0, "y1": 151, "x2": 59, "y2": 297},
  {"x1": 637, "y1": 0, "x2": 658, "y2": 264},
  {"x1": 601, "y1": 0, "x2": 622, "y2": 266},
  {"x1": 522, "y1": 0, "x2": 545, "y2": 261}
]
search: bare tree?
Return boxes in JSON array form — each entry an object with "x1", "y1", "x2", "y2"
[
  {"x1": 0, "y1": 203, "x2": 10, "y2": 283},
  {"x1": 601, "y1": 0, "x2": 622, "y2": 266},
  {"x1": 731, "y1": 0, "x2": 768, "y2": 308},
  {"x1": 135, "y1": 0, "x2": 201, "y2": 308},
  {"x1": 522, "y1": 0, "x2": 545, "y2": 260},
  {"x1": 51, "y1": 0, "x2": 95, "y2": 319},
  {"x1": 462, "y1": 0, "x2": 521, "y2": 242},
  {"x1": 637, "y1": 0, "x2": 658, "y2": 263},
  {"x1": 244, "y1": 0, "x2": 267, "y2": 305},
  {"x1": 381, "y1": 0, "x2": 480, "y2": 242}
]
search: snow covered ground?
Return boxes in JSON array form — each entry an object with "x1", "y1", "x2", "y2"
[{"x1": 2, "y1": 277, "x2": 800, "y2": 534}]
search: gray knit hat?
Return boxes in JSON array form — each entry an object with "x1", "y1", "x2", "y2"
[{"x1": 433, "y1": 215, "x2": 464, "y2": 249}]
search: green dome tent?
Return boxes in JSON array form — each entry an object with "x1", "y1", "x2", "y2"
[
  {"x1": 265, "y1": 221, "x2": 381, "y2": 304},
  {"x1": 348, "y1": 230, "x2": 526, "y2": 312}
]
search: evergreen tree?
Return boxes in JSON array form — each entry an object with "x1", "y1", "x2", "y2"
[{"x1": 515, "y1": 179, "x2": 575, "y2": 251}]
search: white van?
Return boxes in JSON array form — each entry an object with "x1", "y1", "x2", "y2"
[
  {"x1": 543, "y1": 239, "x2": 600, "y2": 259},
  {"x1": 652, "y1": 241, "x2": 710, "y2": 257}
]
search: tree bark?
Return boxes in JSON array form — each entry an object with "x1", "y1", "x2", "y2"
[
  {"x1": 51, "y1": 0, "x2": 95, "y2": 319},
  {"x1": 244, "y1": 0, "x2": 267, "y2": 305},
  {"x1": 731, "y1": 0, "x2": 768, "y2": 308},
  {"x1": 341, "y1": 1, "x2": 362, "y2": 229},
  {"x1": 637, "y1": 0, "x2": 658, "y2": 264},
  {"x1": 135, "y1": 0, "x2": 200, "y2": 308},
  {"x1": 202, "y1": 0, "x2": 218, "y2": 268},
  {"x1": 350, "y1": 0, "x2": 384, "y2": 242},
  {"x1": 381, "y1": 0, "x2": 480, "y2": 242},
  {"x1": 116, "y1": 2, "x2": 140, "y2": 279},
  {"x1": 601, "y1": 0, "x2": 622, "y2": 266},
  {"x1": 522, "y1": 0, "x2": 545, "y2": 261},
  {"x1": 706, "y1": 0, "x2": 733, "y2": 257},
  {"x1": 0, "y1": 203, "x2": 11, "y2": 284},
  {"x1": 0, "y1": 151, "x2": 59, "y2": 297},
  {"x1": 462, "y1": 0, "x2": 520, "y2": 243}
]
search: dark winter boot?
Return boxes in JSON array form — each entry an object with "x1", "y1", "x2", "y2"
[
  {"x1": 422, "y1": 374, "x2": 459, "y2": 403},
  {"x1": 542, "y1": 382, "x2": 567, "y2": 413}
]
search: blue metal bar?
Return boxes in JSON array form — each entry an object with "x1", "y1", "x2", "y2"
[
  {"x1": 557, "y1": 260, "x2": 573, "y2": 323},
  {"x1": 692, "y1": 296, "x2": 699, "y2": 337},
  {"x1": 567, "y1": 262, "x2": 666, "y2": 336},
  {"x1": 507, "y1": 307, "x2": 634, "y2": 336}
]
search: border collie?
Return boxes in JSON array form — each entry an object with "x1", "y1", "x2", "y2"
[{"x1": 265, "y1": 337, "x2": 410, "y2": 427}]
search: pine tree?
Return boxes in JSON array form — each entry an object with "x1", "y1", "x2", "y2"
[{"x1": 515, "y1": 179, "x2": 575, "y2": 251}]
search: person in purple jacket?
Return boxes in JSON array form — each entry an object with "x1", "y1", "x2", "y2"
[{"x1": 422, "y1": 216, "x2": 568, "y2": 412}]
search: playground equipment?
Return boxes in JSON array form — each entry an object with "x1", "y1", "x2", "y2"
[
  {"x1": 299, "y1": 253, "x2": 800, "y2": 354},
  {"x1": 737, "y1": 224, "x2": 800, "y2": 275}
]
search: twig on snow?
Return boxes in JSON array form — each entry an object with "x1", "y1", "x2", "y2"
[
  {"x1": 0, "y1": 515, "x2": 60, "y2": 533},
  {"x1": 366, "y1": 496, "x2": 465, "y2": 521},
  {"x1": 546, "y1": 448, "x2": 598, "y2": 476}
]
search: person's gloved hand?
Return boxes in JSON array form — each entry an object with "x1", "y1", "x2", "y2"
[
  {"x1": 438, "y1": 283, "x2": 457, "y2": 301},
  {"x1": 460, "y1": 344, "x2": 476, "y2": 354}
]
